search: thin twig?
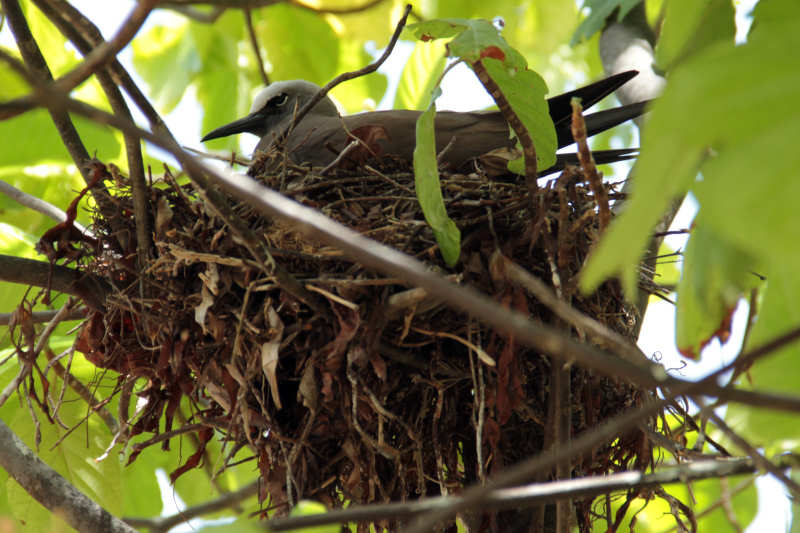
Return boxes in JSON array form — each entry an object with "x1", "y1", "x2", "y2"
[
  {"x1": 281, "y1": 3, "x2": 412, "y2": 142},
  {"x1": 43, "y1": 348, "x2": 119, "y2": 434},
  {"x1": 497, "y1": 252, "x2": 646, "y2": 365},
  {"x1": 267, "y1": 458, "x2": 763, "y2": 530},
  {"x1": 0, "y1": 419, "x2": 138, "y2": 533},
  {"x1": 243, "y1": 7, "x2": 269, "y2": 86},
  {"x1": 0, "y1": 308, "x2": 87, "y2": 325},
  {"x1": 33, "y1": 0, "x2": 154, "y2": 262},
  {"x1": 706, "y1": 410, "x2": 800, "y2": 498},
  {"x1": 54, "y1": 0, "x2": 157, "y2": 94},
  {"x1": 0, "y1": 179, "x2": 94, "y2": 237},
  {"x1": 0, "y1": 0, "x2": 115, "y2": 214},
  {"x1": 123, "y1": 480, "x2": 259, "y2": 533}
]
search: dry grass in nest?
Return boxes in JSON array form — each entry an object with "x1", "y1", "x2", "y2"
[{"x1": 75, "y1": 154, "x2": 658, "y2": 528}]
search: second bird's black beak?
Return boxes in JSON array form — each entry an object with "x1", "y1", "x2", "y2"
[{"x1": 201, "y1": 111, "x2": 265, "y2": 142}]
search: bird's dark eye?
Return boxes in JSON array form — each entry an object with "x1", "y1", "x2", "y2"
[{"x1": 269, "y1": 93, "x2": 289, "y2": 107}]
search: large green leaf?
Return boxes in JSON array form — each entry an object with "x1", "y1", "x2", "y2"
[
  {"x1": 191, "y1": 11, "x2": 244, "y2": 152},
  {"x1": 394, "y1": 40, "x2": 447, "y2": 111},
  {"x1": 5, "y1": 374, "x2": 124, "y2": 532},
  {"x1": 655, "y1": 0, "x2": 735, "y2": 70},
  {"x1": 675, "y1": 221, "x2": 761, "y2": 359},
  {"x1": 571, "y1": 0, "x2": 641, "y2": 45},
  {"x1": 329, "y1": 39, "x2": 388, "y2": 114},
  {"x1": 581, "y1": 19, "x2": 800, "y2": 297},
  {"x1": 724, "y1": 263, "x2": 800, "y2": 454},
  {"x1": 133, "y1": 20, "x2": 201, "y2": 114},
  {"x1": 413, "y1": 97, "x2": 460, "y2": 266},
  {"x1": 323, "y1": 0, "x2": 407, "y2": 43},
  {"x1": 407, "y1": 19, "x2": 556, "y2": 170},
  {"x1": 255, "y1": 3, "x2": 339, "y2": 86},
  {"x1": 0, "y1": 109, "x2": 120, "y2": 168},
  {"x1": 24, "y1": 0, "x2": 80, "y2": 76}
]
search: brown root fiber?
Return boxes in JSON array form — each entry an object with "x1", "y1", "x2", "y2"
[{"x1": 75, "y1": 154, "x2": 658, "y2": 530}]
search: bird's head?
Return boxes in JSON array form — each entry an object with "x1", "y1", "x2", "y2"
[{"x1": 201, "y1": 80, "x2": 339, "y2": 142}]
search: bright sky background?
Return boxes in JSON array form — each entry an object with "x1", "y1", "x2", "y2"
[{"x1": 3, "y1": 0, "x2": 788, "y2": 531}]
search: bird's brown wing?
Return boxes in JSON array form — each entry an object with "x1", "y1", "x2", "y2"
[{"x1": 279, "y1": 110, "x2": 512, "y2": 168}]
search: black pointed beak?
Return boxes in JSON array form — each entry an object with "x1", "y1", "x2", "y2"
[{"x1": 201, "y1": 111, "x2": 264, "y2": 142}]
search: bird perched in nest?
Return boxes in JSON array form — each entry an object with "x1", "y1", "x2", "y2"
[{"x1": 201, "y1": 70, "x2": 647, "y2": 175}]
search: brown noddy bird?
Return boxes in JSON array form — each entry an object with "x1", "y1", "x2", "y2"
[{"x1": 202, "y1": 70, "x2": 647, "y2": 174}]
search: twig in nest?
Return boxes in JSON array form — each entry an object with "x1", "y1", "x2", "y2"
[
  {"x1": 320, "y1": 139, "x2": 361, "y2": 175},
  {"x1": 184, "y1": 145, "x2": 251, "y2": 167}
]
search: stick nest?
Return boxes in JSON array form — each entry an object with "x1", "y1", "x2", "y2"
[{"x1": 76, "y1": 154, "x2": 657, "y2": 529}]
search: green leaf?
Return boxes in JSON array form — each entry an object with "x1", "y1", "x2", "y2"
[
  {"x1": 0, "y1": 110, "x2": 120, "y2": 168},
  {"x1": 655, "y1": 0, "x2": 735, "y2": 70},
  {"x1": 133, "y1": 20, "x2": 201, "y2": 114},
  {"x1": 571, "y1": 0, "x2": 641, "y2": 45},
  {"x1": 197, "y1": 516, "x2": 263, "y2": 532},
  {"x1": 25, "y1": 0, "x2": 79, "y2": 76},
  {"x1": 191, "y1": 12, "x2": 243, "y2": 152},
  {"x1": 481, "y1": 57, "x2": 556, "y2": 170},
  {"x1": 255, "y1": 3, "x2": 339, "y2": 86},
  {"x1": 675, "y1": 221, "x2": 761, "y2": 359},
  {"x1": 413, "y1": 97, "x2": 461, "y2": 267},
  {"x1": 406, "y1": 19, "x2": 556, "y2": 170},
  {"x1": 749, "y1": 0, "x2": 800, "y2": 42},
  {"x1": 5, "y1": 375, "x2": 124, "y2": 531},
  {"x1": 329, "y1": 39, "x2": 388, "y2": 114},
  {"x1": 725, "y1": 264, "x2": 800, "y2": 454},
  {"x1": 590, "y1": 474, "x2": 757, "y2": 532},
  {"x1": 581, "y1": 19, "x2": 800, "y2": 296},
  {"x1": 405, "y1": 19, "x2": 471, "y2": 42},
  {"x1": 323, "y1": 0, "x2": 406, "y2": 43},
  {"x1": 0, "y1": 61, "x2": 31, "y2": 100},
  {"x1": 653, "y1": 240, "x2": 680, "y2": 288},
  {"x1": 394, "y1": 40, "x2": 447, "y2": 111}
]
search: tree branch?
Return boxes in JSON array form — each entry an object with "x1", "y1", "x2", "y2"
[
  {"x1": 31, "y1": 0, "x2": 156, "y2": 264},
  {"x1": 0, "y1": 179, "x2": 93, "y2": 238},
  {"x1": 243, "y1": 7, "x2": 269, "y2": 86},
  {"x1": 0, "y1": 0, "x2": 117, "y2": 221},
  {"x1": 269, "y1": 458, "x2": 761, "y2": 530},
  {"x1": 123, "y1": 480, "x2": 259, "y2": 532},
  {"x1": 281, "y1": 3, "x2": 411, "y2": 142},
  {"x1": 0, "y1": 255, "x2": 110, "y2": 312},
  {"x1": 0, "y1": 418, "x2": 137, "y2": 533}
]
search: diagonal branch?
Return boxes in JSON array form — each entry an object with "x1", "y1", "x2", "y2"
[
  {"x1": 268, "y1": 458, "x2": 762, "y2": 530},
  {"x1": 0, "y1": 418, "x2": 137, "y2": 533},
  {"x1": 32, "y1": 0, "x2": 156, "y2": 264},
  {"x1": 0, "y1": 0, "x2": 115, "y2": 216},
  {"x1": 123, "y1": 480, "x2": 259, "y2": 532},
  {"x1": 281, "y1": 3, "x2": 411, "y2": 142},
  {"x1": 0, "y1": 255, "x2": 110, "y2": 312}
]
